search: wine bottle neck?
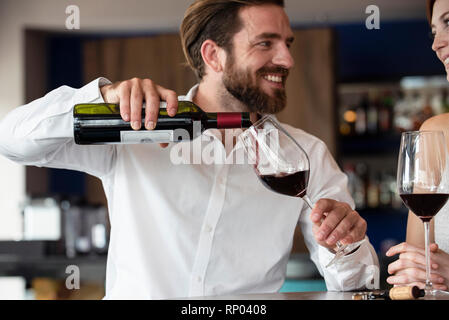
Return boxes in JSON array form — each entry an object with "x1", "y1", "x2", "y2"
[{"x1": 203, "y1": 112, "x2": 252, "y2": 129}]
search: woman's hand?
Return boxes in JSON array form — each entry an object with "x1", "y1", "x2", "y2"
[{"x1": 386, "y1": 242, "x2": 449, "y2": 291}]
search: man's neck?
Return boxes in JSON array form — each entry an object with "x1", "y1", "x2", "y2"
[
  {"x1": 192, "y1": 80, "x2": 259, "y2": 148},
  {"x1": 193, "y1": 80, "x2": 248, "y2": 113}
]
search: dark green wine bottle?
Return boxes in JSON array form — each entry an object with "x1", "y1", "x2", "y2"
[{"x1": 73, "y1": 101, "x2": 252, "y2": 145}]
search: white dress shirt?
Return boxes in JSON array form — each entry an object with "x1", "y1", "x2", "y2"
[{"x1": 0, "y1": 78, "x2": 379, "y2": 299}]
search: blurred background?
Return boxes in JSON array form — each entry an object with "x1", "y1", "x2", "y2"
[{"x1": 0, "y1": 0, "x2": 445, "y2": 299}]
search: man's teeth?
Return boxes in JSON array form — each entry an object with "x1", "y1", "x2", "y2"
[{"x1": 264, "y1": 75, "x2": 282, "y2": 83}]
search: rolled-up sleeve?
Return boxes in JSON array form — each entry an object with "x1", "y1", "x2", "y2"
[{"x1": 0, "y1": 77, "x2": 116, "y2": 179}]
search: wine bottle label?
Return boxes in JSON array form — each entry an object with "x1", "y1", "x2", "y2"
[
  {"x1": 120, "y1": 130, "x2": 174, "y2": 144},
  {"x1": 76, "y1": 119, "x2": 128, "y2": 127}
]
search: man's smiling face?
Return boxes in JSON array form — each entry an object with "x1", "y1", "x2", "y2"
[{"x1": 222, "y1": 4, "x2": 295, "y2": 114}]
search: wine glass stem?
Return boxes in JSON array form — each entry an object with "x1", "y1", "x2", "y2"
[
  {"x1": 302, "y1": 195, "x2": 314, "y2": 210},
  {"x1": 423, "y1": 221, "x2": 433, "y2": 293}
]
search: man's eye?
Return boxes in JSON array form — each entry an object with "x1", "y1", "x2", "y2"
[{"x1": 258, "y1": 41, "x2": 271, "y2": 47}]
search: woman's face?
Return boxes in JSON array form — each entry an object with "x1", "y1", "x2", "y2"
[{"x1": 432, "y1": 0, "x2": 449, "y2": 81}]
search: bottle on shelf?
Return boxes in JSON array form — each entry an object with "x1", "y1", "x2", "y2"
[
  {"x1": 366, "y1": 90, "x2": 379, "y2": 135},
  {"x1": 393, "y1": 90, "x2": 412, "y2": 132},
  {"x1": 355, "y1": 94, "x2": 367, "y2": 135},
  {"x1": 354, "y1": 163, "x2": 368, "y2": 210},
  {"x1": 378, "y1": 91, "x2": 394, "y2": 133},
  {"x1": 379, "y1": 171, "x2": 393, "y2": 208},
  {"x1": 366, "y1": 170, "x2": 380, "y2": 209},
  {"x1": 73, "y1": 101, "x2": 252, "y2": 145}
]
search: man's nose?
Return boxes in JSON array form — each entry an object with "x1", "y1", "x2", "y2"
[{"x1": 272, "y1": 44, "x2": 295, "y2": 70}]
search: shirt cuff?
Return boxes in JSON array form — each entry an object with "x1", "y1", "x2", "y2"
[
  {"x1": 318, "y1": 236, "x2": 371, "y2": 268},
  {"x1": 73, "y1": 77, "x2": 112, "y2": 105}
]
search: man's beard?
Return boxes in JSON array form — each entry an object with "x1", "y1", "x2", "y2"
[{"x1": 222, "y1": 54, "x2": 288, "y2": 114}]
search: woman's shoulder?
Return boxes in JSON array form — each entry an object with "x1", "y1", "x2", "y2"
[{"x1": 421, "y1": 113, "x2": 449, "y2": 131}]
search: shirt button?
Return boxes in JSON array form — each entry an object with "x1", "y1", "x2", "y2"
[
  {"x1": 197, "y1": 276, "x2": 202, "y2": 283},
  {"x1": 204, "y1": 225, "x2": 213, "y2": 233}
]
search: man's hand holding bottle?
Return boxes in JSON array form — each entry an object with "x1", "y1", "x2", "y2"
[{"x1": 100, "y1": 77, "x2": 178, "y2": 148}]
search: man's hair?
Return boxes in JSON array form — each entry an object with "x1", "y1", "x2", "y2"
[
  {"x1": 180, "y1": 0, "x2": 285, "y2": 80},
  {"x1": 427, "y1": 0, "x2": 436, "y2": 25}
]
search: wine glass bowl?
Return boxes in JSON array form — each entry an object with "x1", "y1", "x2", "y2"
[
  {"x1": 397, "y1": 130, "x2": 449, "y2": 298},
  {"x1": 239, "y1": 116, "x2": 310, "y2": 198}
]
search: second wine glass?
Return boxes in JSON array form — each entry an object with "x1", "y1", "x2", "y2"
[{"x1": 397, "y1": 130, "x2": 449, "y2": 299}]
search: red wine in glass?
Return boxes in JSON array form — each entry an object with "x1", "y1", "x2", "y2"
[
  {"x1": 399, "y1": 193, "x2": 449, "y2": 222},
  {"x1": 259, "y1": 170, "x2": 310, "y2": 198}
]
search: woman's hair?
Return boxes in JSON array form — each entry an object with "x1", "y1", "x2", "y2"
[
  {"x1": 180, "y1": 0, "x2": 284, "y2": 80},
  {"x1": 427, "y1": 0, "x2": 436, "y2": 25}
]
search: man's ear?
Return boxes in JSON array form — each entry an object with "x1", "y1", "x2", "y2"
[{"x1": 201, "y1": 39, "x2": 226, "y2": 73}]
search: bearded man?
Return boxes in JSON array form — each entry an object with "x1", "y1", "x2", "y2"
[{"x1": 0, "y1": 0, "x2": 379, "y2": 299}]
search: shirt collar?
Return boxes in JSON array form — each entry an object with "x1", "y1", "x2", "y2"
[{"x1": 182, "y1": 84, "x2": 200, "y2": 102}]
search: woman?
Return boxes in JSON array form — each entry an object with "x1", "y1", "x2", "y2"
[{"x1": 386, "y1": 0, "x2": 449, "y2": 291}]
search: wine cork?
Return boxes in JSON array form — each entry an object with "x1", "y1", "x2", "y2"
[{"x1": 389, "y1": 286, "x2": 421, "y2": 300}]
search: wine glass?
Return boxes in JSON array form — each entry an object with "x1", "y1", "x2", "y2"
[
  {"x1": 397, "y1": 131, "x2": 449, "y2": 299},
  {"x1": 239, "y1": 115, "x2": 366, "y2": 268}
]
